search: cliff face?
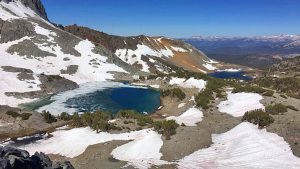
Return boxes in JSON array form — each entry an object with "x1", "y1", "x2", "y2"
[{"x1": 0, "y1": 0, "x2": 48, "y2": 20}]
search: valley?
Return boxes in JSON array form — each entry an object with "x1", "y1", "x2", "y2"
[{"x1": 183, "y1": 36, "x2": 300, "y2": 68}]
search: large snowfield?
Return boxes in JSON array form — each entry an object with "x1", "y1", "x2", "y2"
[
  {"x1": 0, "y1": 1, "x2": 127, "y2": 107},
  {"x1": 217, "y1": 92, "x2": 265, "y2": 117}
]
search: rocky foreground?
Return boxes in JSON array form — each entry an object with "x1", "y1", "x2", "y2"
[{"x1": 0, "y1": 146, "x2": 74, "y2": 169}]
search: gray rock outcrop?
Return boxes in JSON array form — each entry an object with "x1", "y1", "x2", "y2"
[{"x1": 0, "y1": 146, "x2": 74, "y2": 169}]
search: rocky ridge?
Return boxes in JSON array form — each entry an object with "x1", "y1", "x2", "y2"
[{"x1": 64, "y1": 25, "x2": 224, "y2": 74}]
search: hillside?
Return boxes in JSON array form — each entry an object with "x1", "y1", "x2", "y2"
[
  {"x1": 254, "y1": 56, "x2": 300, "y2": 99},
  {"x1": 64, "y1": 25, "x2": 235, "y2": 74},
  {"x1": 268, "y1": 56, "x2": 300, "y2": 77},
  {"x1": 0, "y1": 0, "x2": 134, "y2": 107}
]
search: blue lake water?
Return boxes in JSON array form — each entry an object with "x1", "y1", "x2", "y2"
[
  {"x1": 37, "y1": 82, "x2": 161, "y2": 115},
  {"x1": 65, "y1": 87, "x2": 161, "y2": 114},
  {"x1": 208, "y1": 71, "x2": 252, "y2": 81}
]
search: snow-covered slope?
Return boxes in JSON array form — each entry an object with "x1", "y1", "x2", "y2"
[
  {"x1": 0, "y1": 0, "x2": 129, "y2": 107},
  {"x1": 0, "y1": 0, "x2": 39, "y2": 20},
  {"x1": 177, "y1": 122, "x2": 300, "y2": 169},
  {"x1": 64, "y1": 25, "x2": 224, "y2": 74}
]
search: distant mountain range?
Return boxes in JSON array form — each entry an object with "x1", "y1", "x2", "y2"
[{"x1": 182, "y1": 35, "x2": 300, "y2": 68}]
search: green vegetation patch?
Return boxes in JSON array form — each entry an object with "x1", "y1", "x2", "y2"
[
  {"x1": 195, "y1": 79, "x2": 226, "y2": 109},
  {"x1": 116, "y1": 110, "x2": 153, "y2": 126},
  {"x1": 58, "y1": 112, "x2": 72, "y2": 121},
  {"x1": 265, "y1": 103, "x2": 287, "y2": 115},
  {"x1": 232, "y1": 83, "x2": 274, "y2": 96},
  {"x1": 242, "y1": 109, "x2": 274, "y2": 128},
  {"x1": 256, "y1": 77, "x2": 300, "y2": 99},
  {"x1": 154, "y1": 120, "x2": 179, "y2": 140},
  {"x1": 6, "y1": 111, "x2": 32, "y2": 120},
  {"x1": 42, "y1": 111, "x2": 57, "y2": 124},
  {"x1": 161, "y1": 88, "x2": 186, "y2": 101},
  {"x1": 70, "y1": 111, "x2": 114, "y2": 132}
]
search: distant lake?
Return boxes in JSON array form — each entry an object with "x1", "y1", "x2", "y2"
[
  {"x1": 208, "y1": 71, "x2": 252, "y2": 81},
  {"x1": 36, "y1": 82, "x2": 161, "y2": 115}
]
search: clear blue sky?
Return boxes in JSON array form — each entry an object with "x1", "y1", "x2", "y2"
[{"x1": 42, "y1": 0, "x2": 300, "y2": 38}]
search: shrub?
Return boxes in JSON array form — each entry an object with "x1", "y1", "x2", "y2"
[
  {"x1": 71, "y1": 112, "x2": 83, "y2": 127},
  {"x1": 6, "y1": 111, "x2": 32, "y2": 120},
  {"x1": 58, "y1": 112, "x2": 72, "y2": 121},
  {"x1": 81, "y1": 112, "x2": 94, "y2": 126},
  {"x1": 265, "y1": 103, "x2": 287, "y2": 115},
  {"x1": 6, "y1": 111, "x2": 20, "y2": 118},
  {"x1": 91, "y1": 111, "x2": 111, "y2": 133},
  {"x1": 71, "y1": 111, "x2": 112, "y2": 132},
  {"x1": 42, "y1": 111, "x2": 57, "y2": 124},
  {"x1": 154, "y1": 120, "x2": 179, "y2": 140},
  {"x1": 233, "y1": 84, "x2": 267, "y2": 94},
  {"x1": 20, "y1": 113, "x2": 32, "y2": 120},
  {"x1": 195, "y1": 89, "x2": 213, "y2": 109},
  {"x1": 242, "y1": 109, "x2": 274, "y2": 128},
  {"x1": 195, "y1": 79, "x2": 226, "y2": 109},
  {"x1": 161, "y1": 88, "x2": 186, "y2": 101},
  {"x1": 116, "y1": 110, "x2": 153, "y2": 126}
]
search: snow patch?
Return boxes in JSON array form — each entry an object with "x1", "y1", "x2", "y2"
[
  {"x1": 167, "y1": 107, "x2": 203, "y2": 126},
  {"x1": 218, "y1": 92, "x2": 265, "y2": 117},
  {"x1": 169, "y1": 77, "x2": 207, "y2": 91},
  {"x1": 111, "y1": 130, "x2": 168, "y2": 169},
  {"x1": 150, "y1": 84, "x2": 160, "y2": 89},
  {"x1": 115, "y1": 43, "x2": 174, "y2": 72},
  {"x1": 33, "y1": 23, "x2": 57, "y2": 42},
  {"x1": 203, "y1": 63, "x2": 217, "y2": 70},
  {"x1": 171, "y1": 46, "x2": 188, "y2": 52},
  {"x1": 178, "y1": 103, "x2": 186, "y2": 108},
  {"x1": 217, "y1": 68, "x2": 241, "y2": 72}
]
